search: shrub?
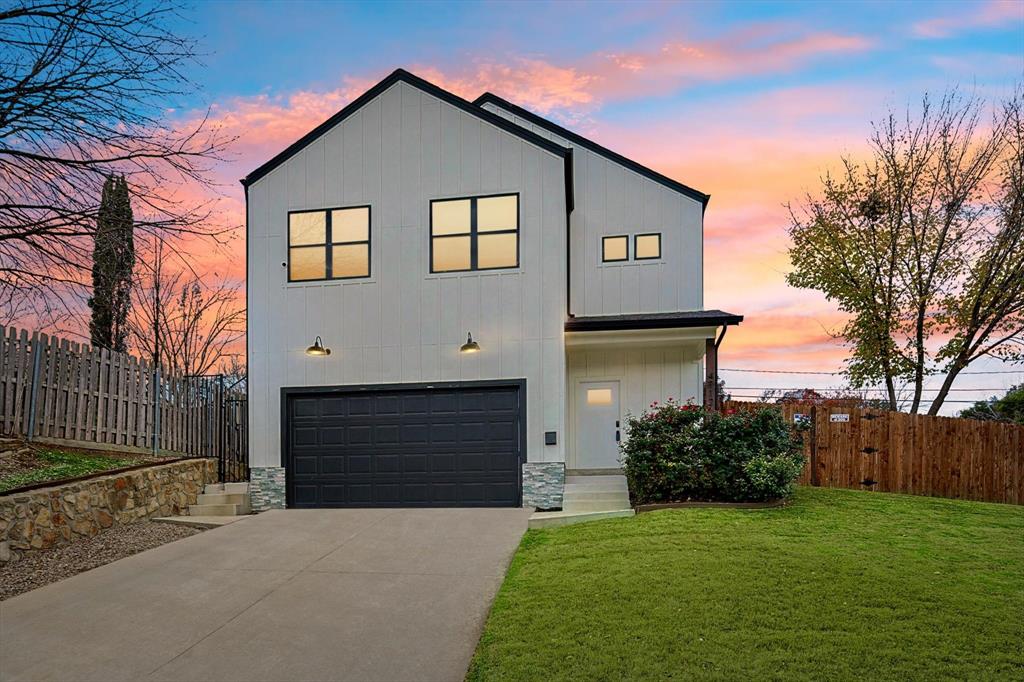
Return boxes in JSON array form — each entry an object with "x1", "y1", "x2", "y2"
[{"x1": 621, "y1": 400, "x2": 806, "y2": 504}]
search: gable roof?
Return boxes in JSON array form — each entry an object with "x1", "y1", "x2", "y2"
[
  {"x1": 473, "y1": 92, "x2": 710, "y2": 208},
  {"x1": 241, "y1": 69, "x2": 570, "y2": 189}
]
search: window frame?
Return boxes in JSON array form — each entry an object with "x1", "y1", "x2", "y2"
[
  {"x1": 633, "y1": 232, "x2": 662, "y2": 261},
  {"x1": 429, "y1": 193, "x2": 520, "y2": 274},
  {"x1": 601, "y1": 235, "x2": 630, "y2": 263},
  {"x1": 286, "y1": 205, "x2": 372, "y2": 283}
]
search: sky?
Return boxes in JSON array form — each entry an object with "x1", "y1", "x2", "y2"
[{"x1": 163, "y1": 0, "x2": 1024, "y2": 412}]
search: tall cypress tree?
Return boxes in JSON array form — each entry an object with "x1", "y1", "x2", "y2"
[{"x1": 88, "y1": 175, "x2": 135, "y2": 351}]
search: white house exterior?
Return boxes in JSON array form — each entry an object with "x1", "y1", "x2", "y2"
[{"x1": 242, "y1": 69, "x2": 741, "y2": 510}]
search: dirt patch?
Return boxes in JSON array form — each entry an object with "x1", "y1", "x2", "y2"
[
  {"x1": 0, "y1": 520, "x2": 203, "y2": 601},
  {"x1": 0, "y1": 440, "x2": 170, "y2": 493},
  {"x1": 0, "y1": 442, "x2": 40, "y2": 480}
]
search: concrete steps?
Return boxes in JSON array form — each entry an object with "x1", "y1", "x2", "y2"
[
  {"x1": 528, "y1": 472, "x2": 634, "y2": 529},
  {"x1": 187, "y1": 482, "x2": 251, "y2": 517}
]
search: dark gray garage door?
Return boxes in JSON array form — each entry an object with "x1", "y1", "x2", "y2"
[{"x1": 285, "y1": 383, "x2": 523, "y2": 508}]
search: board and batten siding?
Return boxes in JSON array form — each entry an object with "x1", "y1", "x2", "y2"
[
  {"x1": 566, "y1": 347, "x2": 702, "y2": 469},
  {"x1": 247, "y1": 81, "x2": 568, "y2": 469},
  {"x1": 481, "y1": 102, "x2": 703, "y2": 317}
]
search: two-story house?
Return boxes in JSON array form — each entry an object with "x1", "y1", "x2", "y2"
[{"x1": 242, "y1": 69, "x2": 741, "y2": 511}]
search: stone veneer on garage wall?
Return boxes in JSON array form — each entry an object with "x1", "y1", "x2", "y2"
[
  {"x1": 249, "y1": 467, "x2": 286, "y2": 511},
  {"x1": 0, "y1": 458, "x2": 216, "y2": 563},
  {"x1": 522, "y1": 462, "x2": 565, "y2": 510}
]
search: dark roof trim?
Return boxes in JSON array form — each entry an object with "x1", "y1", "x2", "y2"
[
  {"x1": 565, "y1": 310, "x2": 742, "y2": 332},
  {"x1": 474, "y1": 92, "x2": 710, "y2": 208},
  {"x1": 242, "y1": 69, "x2": 569, "y2": 188}
]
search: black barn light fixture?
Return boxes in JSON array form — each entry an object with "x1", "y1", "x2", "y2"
[
  {"x1": 459, "y1": 332, "x2": 481, "y2": 354},
  {"x1": 305, "y1": 335, "x2": 331, "y2": 356}
]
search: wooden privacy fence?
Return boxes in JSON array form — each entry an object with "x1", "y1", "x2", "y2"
[
  {"x1": 724, "y1": 401, "x2": 1024, "y2": 505},
  {"x1": 0, "y1": 325, "x2": 248, "y2": 481}
]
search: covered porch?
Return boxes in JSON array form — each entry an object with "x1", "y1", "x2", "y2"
[{"x1": 563, "y1": 310, "x2": 743, "y2": 472}]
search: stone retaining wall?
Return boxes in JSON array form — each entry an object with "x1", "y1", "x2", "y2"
[{"x1": 0, "y1": 458, "x2": 216, "y2": 562}]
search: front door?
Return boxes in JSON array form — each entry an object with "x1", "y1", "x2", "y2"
[{"x1": 576, "y1": 380, "x2": 621, "y2": 469}]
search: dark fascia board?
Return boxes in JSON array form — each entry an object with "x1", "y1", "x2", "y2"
[
  {"x1": 565, "y1": 310, "x2": 743, "y2": 332},
  {"x1": 474, "y1": 92, "x2": 710, "y2": 208},
  {"x1": 241, "y1": 69, "x2": 569, "y2": 188}
]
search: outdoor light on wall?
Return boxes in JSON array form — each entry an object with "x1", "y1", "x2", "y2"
[
  {"x1": 305, "y1": 336, "x2": 331, "y2": 356},
  {"x1": 459, "y1": 332, "x2": 481, "y2": 354}
]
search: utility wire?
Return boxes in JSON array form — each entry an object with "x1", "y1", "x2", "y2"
[
  {"x1": 727, "y1": 395, "x2": 983, "y2": 404},
  {"x1": 720, "y1": 367, "x2": 1024, "y2": 375},
  {"x1": 728, "y1": 387, "x2": 1009, "y2": 393}
]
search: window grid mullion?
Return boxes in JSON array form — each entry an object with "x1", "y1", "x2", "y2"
[
  {"x1": 325, "y1": 209, "x2": 333, "y2": 279},
  {"x1": 470, "y1": 198, "x2": 478, "y2": 270}
]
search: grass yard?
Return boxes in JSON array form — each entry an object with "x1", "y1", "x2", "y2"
[
  {"x1": 0, "y1": 447, "x2": 149, "y2": 493},
  {"x1": 469, "y1": 487, "x2": 1024, "y2": 681}
]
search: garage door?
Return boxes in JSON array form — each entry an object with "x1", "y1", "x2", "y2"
[{"x1": 285, "y1": 383, "x2": 523, "y2": 508}]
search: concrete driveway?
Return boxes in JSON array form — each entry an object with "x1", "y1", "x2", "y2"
[{"x1": 0, "y1": 508, "x2": 532, "y2": 682}]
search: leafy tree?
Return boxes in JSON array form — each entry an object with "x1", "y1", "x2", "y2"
[
  {"x1": 959, "y1": 384, "x2": 1024, "y2": 424},
  {"x1": 787, "y1": 88, "x2": 1024, "y2": 414},
  {"x1": 87, "y1": 176, "x2": 134, "y2": 351}
]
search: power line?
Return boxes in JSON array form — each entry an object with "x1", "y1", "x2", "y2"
[
  {"x1": 728, "y1": 386, "x2": 1008, "y2": 393},
  {"x1": 720, "y1": 367, "x2": 1024, "y2": 376},
  {"x1": 727, "y1": 395, "x2": 983, "y2": 404}
]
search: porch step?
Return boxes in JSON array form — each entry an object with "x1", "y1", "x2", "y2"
[
  {"x1": 196, "y1": 493, "x2": 249, "y2": 506},
  {"x1": 565, "y1": 475, "x2": 628, "y2": 490},
  {"x1": 204, "y1": 482, "x2": 249, "y2": 495},
  {"x1": 529, "y1": 508, "x2": 635, "y2": 529},
  {"x1": 187, "y1": 503, "x2": 248, "y2": 516}
]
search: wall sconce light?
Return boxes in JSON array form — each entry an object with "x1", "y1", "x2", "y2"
[
  {"x1": 459, "y1": 332, "x2": 481, "y2": 354},
  {"x1": 305, "y1": 335, "x2": 331, "y2": 356}
]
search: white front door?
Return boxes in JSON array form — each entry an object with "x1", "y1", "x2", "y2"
[{"x1": 576, "y1": 380, "x2": 621, "y2": 469}]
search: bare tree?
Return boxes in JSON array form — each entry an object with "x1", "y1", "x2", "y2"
[
  {"x1": 130, "y1": 241, "x2": 244, "y2": 377},
  {"x1": 0, "y1": 0, "x2": 235, "y2": 325},
  {"x1": 787, "y1": 87, "x2": 1024, "y2": 414}
]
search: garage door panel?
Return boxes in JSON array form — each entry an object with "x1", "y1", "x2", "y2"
[{"x1": 286, "y1": 384, "x2": 522, "y2": 508}]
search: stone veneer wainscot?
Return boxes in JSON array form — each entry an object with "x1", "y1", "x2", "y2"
[
  {"x1": 522, "y1": 462, "x2": 565, "y2": 510},
  {"x1": 249, "y1": 467, "x2": 286, "y2": 511},
  {"x1": 0, "y1": 458, "x2": 216, "y2": 563}
]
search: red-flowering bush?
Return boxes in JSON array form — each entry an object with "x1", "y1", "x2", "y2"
[{"x1": 621, "y1": 400, "x2": 806, "y2": 503}]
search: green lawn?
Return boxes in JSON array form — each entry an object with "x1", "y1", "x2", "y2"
[
  {"x1": 469, "y1": 487, "x2": 1024, "y2": 681},
  {"x1": 0, "y1": 449, "x2": 146, "y2": 493}
]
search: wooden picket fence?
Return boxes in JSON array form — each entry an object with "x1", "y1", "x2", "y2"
[
  {"x1": 724, "y1": 401, "x2": 1024, "y2": 505},
  {"x1": 0, "y1": 325, "x2": 248, "y2": 481}
]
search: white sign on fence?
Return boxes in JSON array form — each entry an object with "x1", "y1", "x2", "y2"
[{"x1": 830, "y1": 413, "x2": 851, "y2": 423}]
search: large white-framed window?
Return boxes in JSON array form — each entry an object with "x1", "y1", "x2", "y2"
[
  {"x1": 287, "y1": 206, "x2": 371, "y2": 282},
  {"x1": 430, "y1": 193, "x2": 519, "y2": 273}
]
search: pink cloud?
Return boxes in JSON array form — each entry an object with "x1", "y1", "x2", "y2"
[{"x1": 912, "y1": 0, "x2": 1023, "y2": 39}]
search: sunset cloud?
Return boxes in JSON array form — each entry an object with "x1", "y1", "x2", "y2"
[{"x1": 912, "y1": 0, "x2": 1023, "y2": 39}]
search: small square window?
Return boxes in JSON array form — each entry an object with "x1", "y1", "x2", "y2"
[
  {"x1": 602, "y1": 235, "x2": 629, "y2": 262},
  {"x1": 634, "y1": 233, "x2": 661, "y2": 260}
]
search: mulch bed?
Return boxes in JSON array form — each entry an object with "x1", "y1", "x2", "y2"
[{"x1": 0, "y1": 521, "x2": 203, "y2": 601}]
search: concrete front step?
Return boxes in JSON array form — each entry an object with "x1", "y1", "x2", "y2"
[
  {"x1": 188, "y1": 503, "x2": 248, "y2": 516},
  {"x1": 563, "y1": 499, "x2": 632, "y2": 513},
  {"x1": 562, "y1": 490, "x2": 631, "y2": 502},
  {"x1": 565, "y1": 475, "x2": 628, "y2": 489},
  {"x1": 203, "y1": 482, "x2": 250, "y2": 495},
  {"x1": 528, "y1": 508, "x2": 635, "y2": 529},
  {"x1": 196, "y1": 492, "x2": 249, "y2": 506}
]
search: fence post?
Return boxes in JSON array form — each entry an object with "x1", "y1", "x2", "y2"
[
  {"x1": 809, "y1": 404, "x2": 819, "y2": 487},
  {"x1": 152, "y1": 365, "x2": 161, "y2": 455},
  {"x1": 25, "y1": 338, "x2": 43, "y2": 442}
]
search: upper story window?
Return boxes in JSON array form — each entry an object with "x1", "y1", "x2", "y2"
[
  {"x1": 431, "y1": 194, "x2": 518, "y2": 273},
  {"x1": 634, "y1": 233, "x2": 662, "y2": 260},
  {"x1": 602, "y1": 235, "x2": 629, "y2": 262},
  {"x1": 288, "y1": 206, "x2": 371, "y2": 282}
]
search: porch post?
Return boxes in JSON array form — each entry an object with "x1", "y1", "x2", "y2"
[{"x1": 703, "y1": 337, "x2": 719, "y2": 411}]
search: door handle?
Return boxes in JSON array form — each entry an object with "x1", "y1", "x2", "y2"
[{"x1": 615, "y1": 430, "x2": 621, "y2": 442}]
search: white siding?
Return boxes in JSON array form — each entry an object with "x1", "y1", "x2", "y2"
[
  {"x1": 565, "y1": 347, "x2": 702, "y2": 469},
  {"x1": 481, "y1": 103, "x2": 703, "y2": 317},
  {"x1": 247, "y1": 82, "x2": 568, "y2": 469}
]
